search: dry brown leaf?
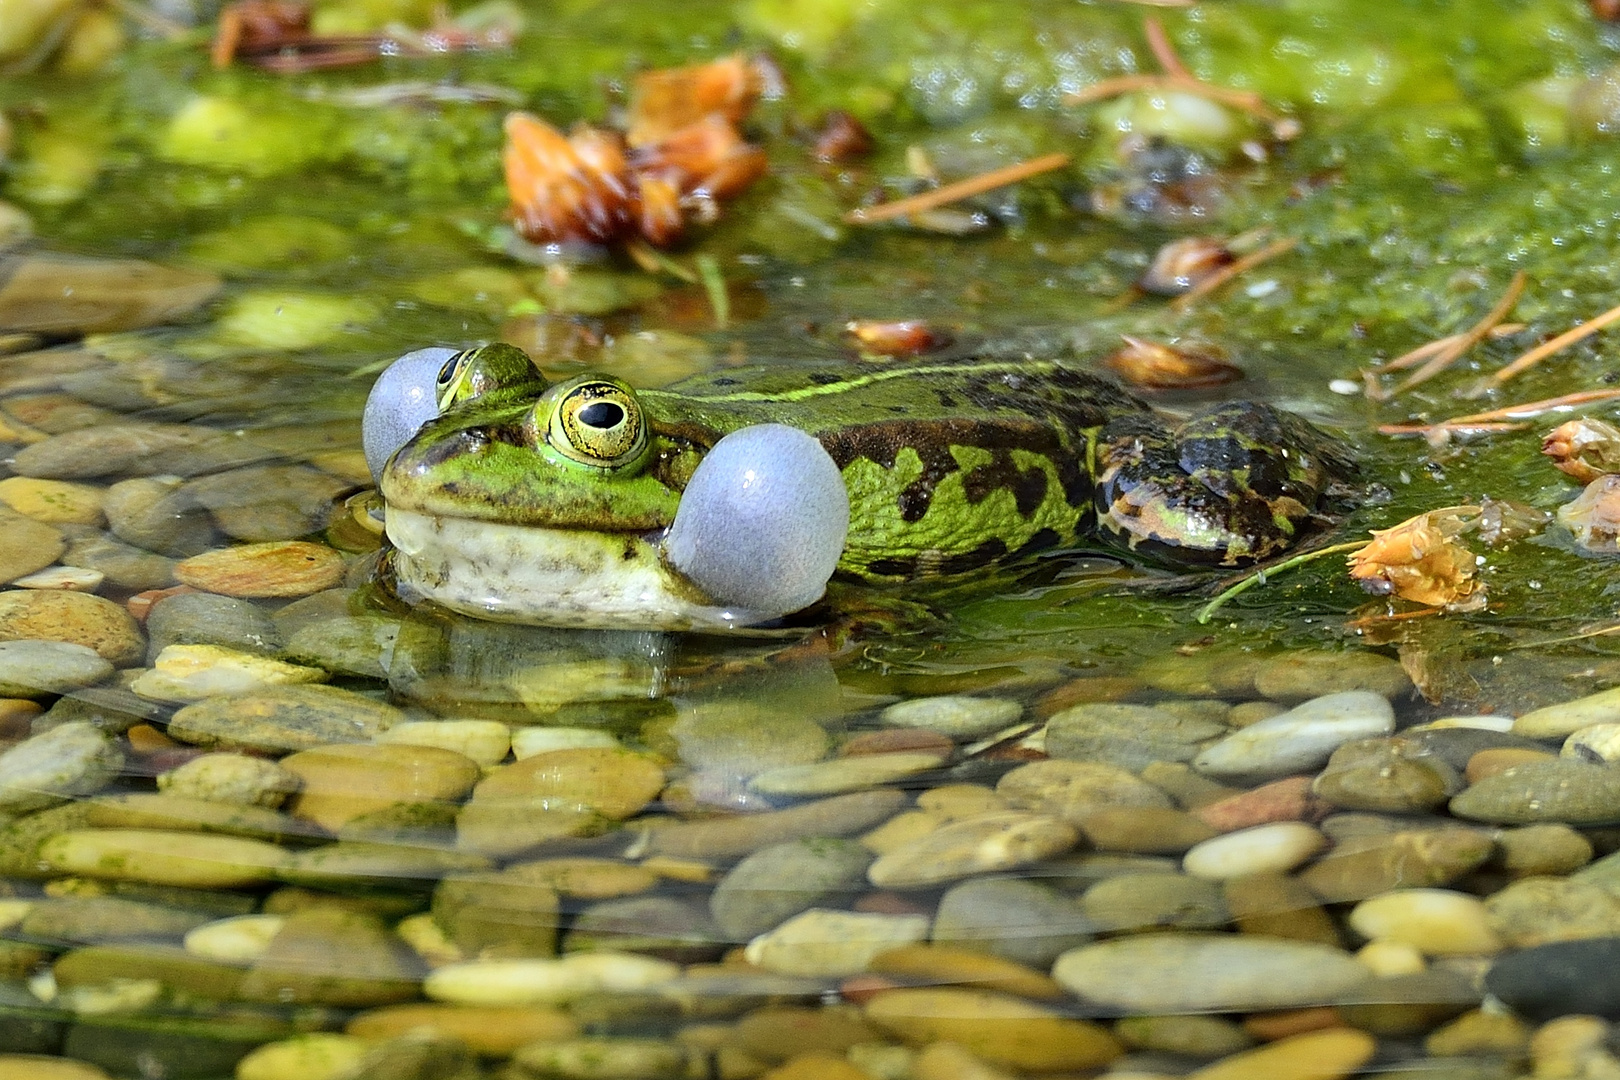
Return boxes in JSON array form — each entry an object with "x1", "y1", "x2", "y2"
[
  {"x1": 626, "y1": 54, "x2": 764, "y2": 148},
  {"x1": 503, "y1": 115, "x2": 634, "y2": 247},
  {"x1": 1102, "y1": 336, "x2": 1244, "y2": 390},
  {"x1": 1138, "y1": 237, "x2": 1234, "y2": 296},
  {"x1": 1558, "y1": 474, "x2": 1620, "y2": 552},
  {"x1": 1543, "y1": 417, "x2": 1620, "y2": 484},
  {"x1": 1349, "y1": 510, "x2": 1485, "y2": 610},
  {"x1": 1348, "y1": 501, "x2": 1550, "y2": 612},
  {"x1": 845, "y1": 320, "x2": 951, "y2": 358}
]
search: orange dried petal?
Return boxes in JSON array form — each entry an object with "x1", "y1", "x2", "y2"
[
  {"x1": 1543, "y1": 417, "x2": 1620, "y2": 484},
  {"x1": 1103, "y1": 335, "x2": 1243, "y2": 390},
  {"x1": 633, "y1": 116, "x2": 768, "y2": 200},
  {"x1": 846, "y1": 320, "x2": 950, "y2": 358},
  {"x1": 628, "y1": 54, "x2": 763, "y2": 148},
  {"x1": 632, "y1": 174, "x2": 685, "y2": 248},
  {"x1": 1348, "y1": 513, "x2": 1480, "y2": 608},
  {"x1": 502, "y1": 113, "x2": 633, "y2": 246},
  {"x1": 1558, "y1": 474, "x2": 1620, "y2": 552}
]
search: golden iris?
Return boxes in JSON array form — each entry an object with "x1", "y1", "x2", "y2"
[{"x1": 542, "y1": 376, "x2": 648, "y2": 467}]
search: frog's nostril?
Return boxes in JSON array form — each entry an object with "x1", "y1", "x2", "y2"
[{"x1": 579, "y1": 401, "x2": 625, "y2": 429}]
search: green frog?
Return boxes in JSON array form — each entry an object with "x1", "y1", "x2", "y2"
[{"x1": 366, "y1": 343, "x2": 1355, "y2": 631}]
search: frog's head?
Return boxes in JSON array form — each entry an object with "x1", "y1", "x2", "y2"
[{"x1": 362, "y1": 345, "x2": 848, "y2": 630}]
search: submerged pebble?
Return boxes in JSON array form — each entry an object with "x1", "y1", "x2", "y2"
[
  {"x1": 1051, "y1": 933, "x2": 1371, "y2": 1013},
  {"x1": 0, "y1": 589, "x2": 143, "y2": 664},
  {"x1": 1193, "y1": 691, "x2": 1397, "y2": 781},
  {"x1": 0, "y1": 640, "x2": 111, "y2": 698},
  {"x1": 880, "y1": 695, "x2": 1022, "y2": 738}
]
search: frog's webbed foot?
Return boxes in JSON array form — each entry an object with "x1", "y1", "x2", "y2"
[{"x1": 1094, "y1": 402, "x2": 1356, "y2": 566}]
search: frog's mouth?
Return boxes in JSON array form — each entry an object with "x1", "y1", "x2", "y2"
[{"x1": 384, "y1": 508, "x2": 783, "y2": 631}]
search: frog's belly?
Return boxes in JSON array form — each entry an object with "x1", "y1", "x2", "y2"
[{"x1": 384, "y1": 508, "x2": 779, "y2": 631}]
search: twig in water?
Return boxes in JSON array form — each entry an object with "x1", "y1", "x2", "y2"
[
  {"x1": 1368, "y1": 323, "x2": 1526, "y2": 375},
  {"x1": 1484, "y1": 298, "x2": 1620, "y2": 388},
  {"x1": 844, "y1": 153, "x2": 1072, "y2": 225},
  {"x1": 1378, "y1": 387, "x2": 1620, "y2": 439},
  {"x1": 1170, "y1": 236, "x2": 1296, "y2": 310},
  {"x1": 1195, "y1": 540, "x2": 1370, "y2": 624},
  {"x1": 1065, "y1": 16, "x2": 1292, "y2": 135},
  {"x1": 1388, "y1": 271, "x2": 1527, "y2": 396}
]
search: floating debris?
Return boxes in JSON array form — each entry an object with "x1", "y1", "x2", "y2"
[
  {"x1": 1102, "y1": 336, "x2": 1243, "y2": 389},
  {"x1": 1543, "y1": 417, "x2": 1620, "y2": 483}
]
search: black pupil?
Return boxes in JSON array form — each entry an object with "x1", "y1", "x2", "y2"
[{"x1": 578, "y1": 401, "x2": 625, "y2": 430}]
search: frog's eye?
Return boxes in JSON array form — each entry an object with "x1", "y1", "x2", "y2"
[
  {"x1": 432, "y1": 343, "x2": 544, "y2": 410},
  {"x1": 433, "y1": 350, "x2": 474, "y2": 410},
  {"x1": 542, "y1": 377, "x2": 648, "y2": 468}
]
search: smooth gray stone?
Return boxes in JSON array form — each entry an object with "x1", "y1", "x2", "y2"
[
  {"x1": 931, "y1": 876, "x2": 1094, "y2": 968},
  {"x1": 709, "y1": 837, "x2": 872, "y2": 941},
  {"x1": 145, "y1": 591, "x2": 282, "y2": 663}
]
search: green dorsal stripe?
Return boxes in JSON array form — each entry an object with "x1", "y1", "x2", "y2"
[{"x1": 639, "y1": 358, "x2": 1071, "y2": 405}]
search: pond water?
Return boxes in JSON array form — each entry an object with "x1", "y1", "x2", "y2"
[{"x1": 4, "y1": 0, "x2": 1620, "y2": 1077}]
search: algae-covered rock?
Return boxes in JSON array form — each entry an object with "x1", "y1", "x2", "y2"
[
  {"x1": 238, "y1": 907, "x2": 422, "y2": 1007},
  {"x1": 166, "y1": 685, "x2": 403, "y2": 753}
]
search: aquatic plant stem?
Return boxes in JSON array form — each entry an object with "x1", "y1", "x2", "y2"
[
  {"x1": 1195, "y1": 540, "x2": 1369, "y2": 625},
  {"x1": 696, "y1": 254, "x2": 729, "y2": 329}
]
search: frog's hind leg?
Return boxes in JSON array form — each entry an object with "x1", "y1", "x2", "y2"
[{"x1": 1093, "y1": 401, "x2": 1355, "y2": 566}]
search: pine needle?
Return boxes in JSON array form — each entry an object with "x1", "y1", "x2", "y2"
[
  {"x1": 1170, "y1": 236, "x2": 1296, "y2": 310},
  {"x1": 1388, "y1": 271, "x2": 1527, "y2": 395},
  {"x1": 1485, "y1": 297, "x2": 1620, "y2": 388},
  {"x1": 1065, "y1": 17, "x2": 1290, "y2": 130},
  {"x1": 1378, "y1": 387, "x2": 1620, "y2": 438},
  {"x1": 844, "y1": 152, "x2": 1072, "y2": 225},
  {"x1": 1368, "y1": 323, "x2": 1526, "y2": 375}
]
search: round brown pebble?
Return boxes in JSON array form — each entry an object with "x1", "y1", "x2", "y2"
[
  {"x1": 126, "y1": 585, "x2": 197, "y2": 623},
  {"x1": 1241, "y1": 1007, "x2": 1345, "y2": 1041},
  {"x1": 868, "y1": 944, "x2": 1065, "y2": 1001},
  {"x1": 841, "y1": 728, "x2": 955, "y2": 757},
  {"x1": 0, "y1": 590, "x2": 144, "y2": 664},
  {"x1": 1078, "y1": 806, "x2": 1218, "y2": 854},
  {"x1": 760, "y1": 1053, "x2": 869, "y2": 1080},
  {"x1": 0, "y1": 699, "x2": 43, "y2": 739},
  {"x1": 1033, "y1": 676, "x2": 1140, "y2": 716},
  {"x1": 1194, "y1": 776, "x2": 1322, "y2": 832},
  {"x1": 175, "y1": 541, "x2": 345, "y2": 598},
  {"x1": 1466, "y1": 747, "x2": 1556, "y2": 783},
  {"x1": 346, "y1": 1003, "x2": 579, "y2": 1056},
  {"x1": 853, "y1": 892, "x2": 933, "y2": 916}
]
